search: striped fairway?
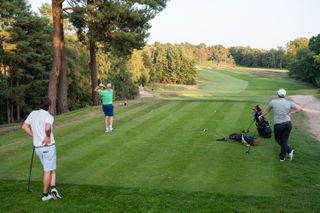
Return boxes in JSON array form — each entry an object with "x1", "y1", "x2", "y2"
[
  {"x1": 0, "y1": 67, "x2": 319, "y2": 212},
  {"x1": 0, "y1": 100, "x2": 278, "y2": 197}
]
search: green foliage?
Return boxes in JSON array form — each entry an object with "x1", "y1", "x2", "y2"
[
  {"x1": 69, "y1": 0, "x2": 168, "y2": 57},
  {"x1": 0, "y1": 0, "x2": 52, "y2": 123},
  {"x1": 65, "y1": 36, "x2": 92, "y2": 110},
  {"x1": 229, "y1": 46, "x2": 287, "y2": 69},
  {"x1": 287, "y1": 37, "x2": 309, "y2": 59},
  {"x1": 142, "y1": 43, "x2": 197, "y2": 85},
  {"x1": 108, "y1": 57, "x2": 139, "y2": 100},
  {"x1": 208, "y1": 45, "x2": 235, "y2": 66},
  {"x1": 309, "y1": 34, "x2": 320, "y2": 55},
  {"x1": 288, "y1": 34, "x2": 320, "y2": 88}
]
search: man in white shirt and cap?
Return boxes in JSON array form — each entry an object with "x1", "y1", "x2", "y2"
[{"x1": 22, "y1": 97, "x2": 62, "y2": 201}]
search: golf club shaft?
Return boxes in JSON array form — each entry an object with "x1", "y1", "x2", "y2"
[
  {"x1": 246, "y1": 145, "x2": 251, "y2": 154},
  {"x1": 27, "y1": 146, "x2": 35, "y2": 192},
  {"x1": 246, "y1": 118, "x2": 255, "y2": 132}
]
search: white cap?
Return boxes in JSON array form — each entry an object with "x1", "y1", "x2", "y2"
[{"x1": 278, "y1": 88, "x2": 286, "y2": 97}]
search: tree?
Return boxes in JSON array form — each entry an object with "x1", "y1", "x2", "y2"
[
  {"x1": 140, "y1": 43, "x2": 197, "y2": 85},
  {"x1": 127, "y1": 50, "x2": 146, "y2": 83},
  {"x1": 69, "y1": 0, "x2": 168, "y2": 103},
  {"x1": 208, "y1": 45, "x2": 235, "y2": 66},
  {"x1": 0, "y1": 0, "x2": 52, "y2": 123},
  {"x1": 309, "y1": 34, "x2": 320, "y2": 55},
  {"x1": 48, "y1": 0, "x2": 67, "y2": 115},
  {"x1": 289, "y1": 34, "x2": 320, "y2": 87},
  {"x1": 286, "y1": 37, "x2": 309, "y2": 64}
]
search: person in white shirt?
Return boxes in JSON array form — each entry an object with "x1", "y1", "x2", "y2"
[{"x1": 22, "y1": 97, "x2": 62, "y2": 201}]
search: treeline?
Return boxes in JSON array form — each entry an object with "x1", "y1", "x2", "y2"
[
  {"x1": 288, "y1": 35, "x2": 320, "y2": 87},
  {"x1": 1, "y1": 1, "x2": 319, "y2": 125},
  {"x1": 229, "y1": 47, "x2": 287, "y2": 69},
  {"x1": 154, "y1": 43, "x2": 288, "y2": 69},
  {"x1": 128, "y1": 43, "x2": 197, "y2": 85}
]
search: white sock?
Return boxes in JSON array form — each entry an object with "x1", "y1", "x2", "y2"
[{"x1": 109, "y1": 125, "x2": 113, "y2": 130}]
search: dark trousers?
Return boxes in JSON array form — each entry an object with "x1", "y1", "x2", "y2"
[{"x1": 274, "y1": 121, "x2": 292, "y2": 160}]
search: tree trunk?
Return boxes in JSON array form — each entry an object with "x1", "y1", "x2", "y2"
[
  {"x1": 6, "y1": 98, "x2": 10, "y2": 124},
  {"x1": 89, "y1": 38, "x2": 99, "y2": 105},
  {"x1": 10, "y1": 100, "x2": 14, "y2": 123},
  {"x1": 57, "y1": 4, "x2": 69, "y2": 114},
  {"x1": 16, "y1": 79, "x2": 20, "y2": 122},
  {"x1": 48, "y1": 0, "x2": 64, "y2": 115}
]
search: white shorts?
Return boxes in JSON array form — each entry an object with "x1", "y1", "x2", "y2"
[{"x1": 35, "y1": 145, "x2": 56, "y2": 172}]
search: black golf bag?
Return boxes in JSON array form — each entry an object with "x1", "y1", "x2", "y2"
[{"x1": 253, "y1": 105, "x2": 272, "y2": 138}]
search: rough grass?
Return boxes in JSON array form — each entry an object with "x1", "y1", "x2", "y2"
[{"x1": 0, "y1": 67, "x2": 319, "y2": 212}]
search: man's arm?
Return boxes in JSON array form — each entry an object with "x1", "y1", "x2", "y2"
[
  {"x1": 21, "y1": 123, "x2": 33, "y2": 137},
  {"x1": 261, "y1": 108, "x2": 271, "y2": 117},
  {"x1": 94, "y1": 85, "x2": 100, "y2": 92},
  {"x1": 94, "y1": 83, "x2": 106, "y2": 92},
  {"x1": 288, "y1": 105, "x2": 303, "y2": 116},
  {"x1": 42, "y1": 123, "x2": 52, "y2": 145}
]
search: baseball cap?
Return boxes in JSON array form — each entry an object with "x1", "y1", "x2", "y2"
[{"x1": 278, "y1": 88, "x2": 286, "y2": 97}]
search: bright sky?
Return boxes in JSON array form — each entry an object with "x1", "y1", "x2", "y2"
[{"x1": 29, "y1": 0, "x2": 320, "y2": 50}]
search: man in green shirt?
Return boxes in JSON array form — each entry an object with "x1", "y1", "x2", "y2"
[{"x1": 94, "y1": 83, "x2": 114, "y2": 132}]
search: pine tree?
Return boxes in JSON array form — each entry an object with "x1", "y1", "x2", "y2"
[{"x1": 68, "y1": 0, "x2": 168, "y2": 102}]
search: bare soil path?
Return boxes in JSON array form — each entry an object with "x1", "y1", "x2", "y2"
[
  {"x1": 139, "y1": 86, "x2": 154, "y2": 98},
  {"x1": 290, "y1": 95, "x2": 320, "y2": 142}
]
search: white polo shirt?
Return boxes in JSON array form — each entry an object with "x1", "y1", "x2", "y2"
[{"x1": 24, "y1": 109, "x2": 55, "y2": 147}]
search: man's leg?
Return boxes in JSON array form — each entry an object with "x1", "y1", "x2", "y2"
[
  {"x1": 274, "y1": 124, "x2": 286, "y2": 160},
  {"x1": 50, "y1": 170, "x2": 56, "y2": 187},
  {"x1": 109, "y1": 116, "x2": 113, "y2": 131},
  {"x1": 274, "y1": 124, "x2": 282, "y2": 146},
  {"x1": 41, "y1": 171, "x2": 54, "y2": 201},
  {"x1": 281, "y1": 122, "x2": 292, "y2": 155},
  {"x1": 105, "y1": 116, "x2": 109, "y2": 131},
  {"x1": 43, "y1": 171, "x2": 52, "y2": 194},
  {"x1": 50, "y1": 170, "x2": 62, "y2": 199}
]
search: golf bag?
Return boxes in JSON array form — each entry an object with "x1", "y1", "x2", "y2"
[
  {"x1": 229, "y1": 133, "x2": 259, "y2": 146},
  {"x1": 252, "y1": 105, "x2": 272, "y2": 138}
]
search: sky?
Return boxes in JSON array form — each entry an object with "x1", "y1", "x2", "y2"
[{"x1": 28, "y1": 0, "x2": 320, "y2": 50}]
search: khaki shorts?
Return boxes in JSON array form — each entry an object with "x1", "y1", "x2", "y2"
[{"x1": 35, "y1": 145, "x2": 56, "y2": 172}]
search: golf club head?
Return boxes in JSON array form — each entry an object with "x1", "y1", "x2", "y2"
[{"x1": 27, "y1": 188, "x2": 33, "y2": 193}]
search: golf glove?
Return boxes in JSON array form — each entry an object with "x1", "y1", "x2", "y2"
[{"x1": 99, "y1": 83, "x2": 105, "y2": 87}]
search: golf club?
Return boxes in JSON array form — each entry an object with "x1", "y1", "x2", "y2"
[
  {"x1": 245, "y1": 144, "x2": 251, "y2": 154},
  {"x1": 27, "y1": 146, "x2": 35, "y2": 193},
  {"x1": 245, "y1": 129, "x2": 257, "y2": 154},
  {"x1": 242, "y1": 118, "x2": 255, "y2": 134}
]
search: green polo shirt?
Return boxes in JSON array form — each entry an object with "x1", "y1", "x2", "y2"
[{"x1": 98, "y1": 89, "x2": 113, "y2": 105}]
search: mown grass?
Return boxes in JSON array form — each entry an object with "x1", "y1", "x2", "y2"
[{"x1": 0, "y1": 66, "x2": 319, "y2": 212}]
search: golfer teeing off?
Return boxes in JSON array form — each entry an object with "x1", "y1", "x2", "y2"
[
  {"x1": 260, "y1": 88, "x2": 302, "y2": 162},
  {"x1": 21, "y1": 97, "x2": 62, "y2": 201},
  {"x1": 94, "y1": 82, "x2": 114, "y2": 132}
]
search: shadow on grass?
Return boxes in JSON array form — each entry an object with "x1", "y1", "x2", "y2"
[{"x1": 1, "y1": 179, "x2": 318, "y2": 212}]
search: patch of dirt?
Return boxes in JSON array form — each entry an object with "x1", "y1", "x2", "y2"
[
  {"x1": 290, "y1": 95, "x2": 320, "y2": 142},
  {"x1": 139, "y1": 86, "x2": 154, "y2": 98}
]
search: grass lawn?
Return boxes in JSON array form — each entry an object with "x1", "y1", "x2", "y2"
[{"x1": 0, "y1": 66, "x2": 319, "y2": 212}]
